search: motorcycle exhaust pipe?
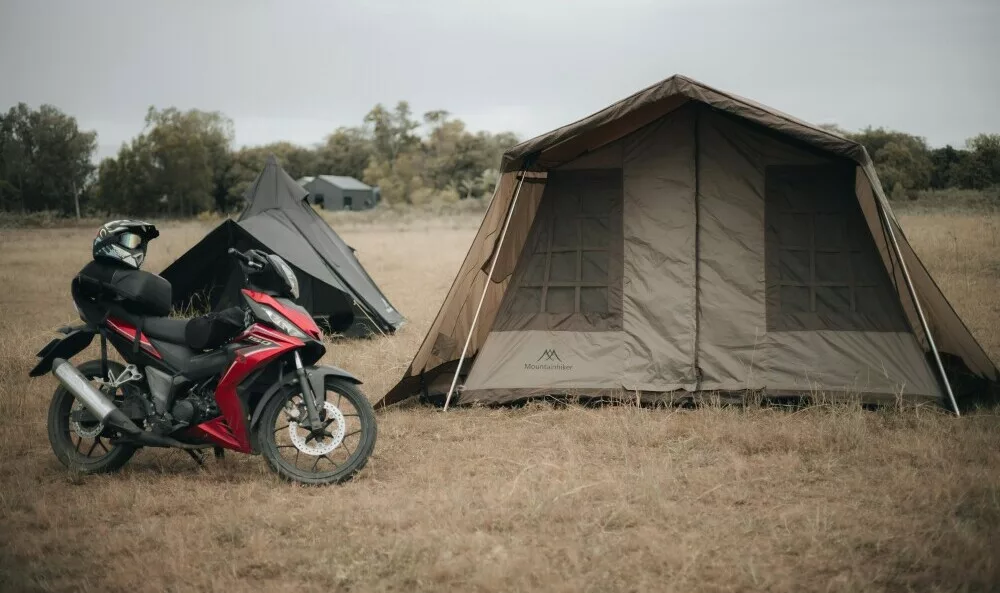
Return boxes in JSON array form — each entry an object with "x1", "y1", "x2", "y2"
[{"x1": 51, "y1": 358, "x2": 142, "y2": 436}]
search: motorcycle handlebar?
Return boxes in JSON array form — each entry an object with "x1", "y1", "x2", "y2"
[{"x1": 228, "y1": 248, "x2": 264, "y2": 270}]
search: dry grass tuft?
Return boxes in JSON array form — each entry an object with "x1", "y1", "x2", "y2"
[{"x1": 0, "y1": 211, "x2": 998, "y2": 592}]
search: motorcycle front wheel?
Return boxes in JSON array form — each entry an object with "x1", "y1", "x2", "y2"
[{"x1": 257, "y1": 377, "x2": 376, "y2": 485}]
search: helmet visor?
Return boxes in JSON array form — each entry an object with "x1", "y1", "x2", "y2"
[{"x1": 117, "y1": 232, "x2": 144, "y2": 249}]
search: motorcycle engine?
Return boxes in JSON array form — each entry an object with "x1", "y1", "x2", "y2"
[{"x1": 170, "y1": 381, "x2": 219, "y2": 426}]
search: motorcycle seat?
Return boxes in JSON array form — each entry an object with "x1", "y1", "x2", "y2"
[{"x1": 142, "y1": 317, "x2": 190, "y2": 345}]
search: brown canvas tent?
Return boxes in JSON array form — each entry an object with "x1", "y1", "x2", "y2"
[{"x1": 378, "y1": 75, "x2": 997, "y2": 412}]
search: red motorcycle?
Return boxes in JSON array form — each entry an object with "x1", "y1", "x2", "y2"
[{"x1": 30, "y1": 247, "x2": 376, "y2": 485}]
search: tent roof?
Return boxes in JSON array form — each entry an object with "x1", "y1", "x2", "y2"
[
  {"x1": 238, "y1": 212, "x2": 349, "y2": 294},
  {"x1": 502, "y1": 74, "x2": 866, "y2": 173},
  {"x1": 239, "y1": 155, "x2": 310, "y2": 217},
  {"x1": 316, "y1": 175, "x2": 372, "y2": 191}
]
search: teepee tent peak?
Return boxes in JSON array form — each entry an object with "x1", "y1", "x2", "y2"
[
  {"x1": 239, "y1": 154, "x2": 311, "y2": 215},
  {"x1": 379, "y1": 74, "x2": 997, "y2": 412}
]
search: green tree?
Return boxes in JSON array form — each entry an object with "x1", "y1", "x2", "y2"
[
  {"x1": 357, "y1": 103, "x2": 517, "y2": 205},
  {"x1": 966, "y1": 134, "x2": 1000, "y2": 189},
  {"x1": 846, "y1": 127, "x2": 933, "y2": 198},
  {"x1": 363, "y1": 151, "x2": 425, "y2": 205},
  {"x1": 929, "y1": 145, "x2": 966, "y2": 189},
  {"x1": 422, "y1": 113, "x2": 499, "y2": 199},
  {"x1": 359, "y1": 102, "x2": 422, "y2": 203},
  {"x1": 315, "y1": 127, "x2": 373, "y2": 181},
  {"x1": 94, "y1": 135, "x2": 159, "y2": 216},
  {"x1": 0, "y1": 103, "x2": 97, "y2": 214},
  {"x1": 364, "y1": 101, "x2": 419, "y2": 171},
  {"x1": 143, "y1": 107, "x2": 235, "y2": 216}
]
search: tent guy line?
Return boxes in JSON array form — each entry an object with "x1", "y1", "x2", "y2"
[{"x1": 443, "y1": 164, "x2": 531, "y2": 411}]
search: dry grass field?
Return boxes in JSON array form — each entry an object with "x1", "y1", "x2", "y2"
[{"x1": 0, "y1": 209, "x2": 998, "y2": 592}]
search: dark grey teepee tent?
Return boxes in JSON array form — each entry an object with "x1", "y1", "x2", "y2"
[{"x1": 161, "y1": 156, "x2": 404, "y2": 335}]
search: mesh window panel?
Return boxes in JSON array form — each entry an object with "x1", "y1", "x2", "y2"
[
  {"x1": 581, "y1": 250, "x2": 608, "y2": 283},
  {"x1": 765, "y1": 164, "x2": 908, "y2": 332},
  {"x1": 493, "y1": 169, "x2": 624, "y2": 332},
  {"x1": 549, "y1": 252, "x2": 578, "y2": 283},
  {"x1": 580, "y1": 287, "x2": 609, "y2": 313},
  {"x1": 511, "y1": 287, "x2": 542, "y2": 314},
  {"x1": 522, "y1": 253, "x2": 547, "y2": 285},
  {"x1": 546, "y1": 287, "x2": 577, "y2": 314}
]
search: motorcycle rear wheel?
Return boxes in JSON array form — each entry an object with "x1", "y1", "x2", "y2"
[
  {"x1": 257, "y1": 377, "x2": 376, "y2": 485},
  {"x1": 47, "y1": 359, "x2": 137, "y2": 474}
]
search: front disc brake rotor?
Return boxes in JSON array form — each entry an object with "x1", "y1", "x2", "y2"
[
  {"x1": 287, "y1": 401, "x2": 346, "y2": 456},
  {"x1": 70, "y1": 400, "x2": 104, "y2": 439}
]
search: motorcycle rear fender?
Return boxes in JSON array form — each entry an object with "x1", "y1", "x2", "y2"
[
  {"x1": 249, "y1": 364, "x2": 362, "y2": 430},
  {"x1": 29, "y1": 327, "x2": 96, "y2": 377}
]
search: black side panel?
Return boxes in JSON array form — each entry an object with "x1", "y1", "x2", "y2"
[
  {"x1": 183, "y1": 350, "x2": 230, "y2": 381},
  {"x1": 148, "y1": 338, "x2": 231, "y2": 380},
  {"x1": 150, "y1": 340, "x2": 194, "y2": 374}
]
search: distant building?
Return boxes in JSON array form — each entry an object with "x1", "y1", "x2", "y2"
[{"x1": 297, "y1": 175, "x2": 376, "y2": 211}]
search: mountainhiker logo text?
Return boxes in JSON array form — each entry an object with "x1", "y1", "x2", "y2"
[{"x1": 525, "y1": 349, "x2": 573, "y2": 371}]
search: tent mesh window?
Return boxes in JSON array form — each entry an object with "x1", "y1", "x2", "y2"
[
  {"x1": 765, "y1": 164, "x2": 907, "y2": 332},
  {"x1": 496, "y1": 169, "x2": 623, "y2": 331}
]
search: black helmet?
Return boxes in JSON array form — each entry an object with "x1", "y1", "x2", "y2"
[{"x1": 92, "y1": 220, "x2": 159, "y2": 269}]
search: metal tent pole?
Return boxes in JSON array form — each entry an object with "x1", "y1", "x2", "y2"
[
  {"x1": 354, "y1": 299, "x2": 387, "y2": 337},
  {"x1": 875, "y1": 194, "x2": 960, "y2": 416},
  {"x1": 443, "y1": 168, "x2": 530, "y2": 411}
]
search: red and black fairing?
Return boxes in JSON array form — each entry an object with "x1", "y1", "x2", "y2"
[
  {"x1": 180, "y1": 291, "x2": 325, "y2": 452},
  {"x1": 243, "y1": 289, "x2": 322, "y2": 342},
  {"x1": 183, "y1": 323, "x2": 305, "y2": 452}
]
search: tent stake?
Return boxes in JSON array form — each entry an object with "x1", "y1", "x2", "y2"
[
  {"x1": 443, "y1": 169, "x2": 530, "y2": 411},
  {"x1": 875, "y1": 194, "x2": 960, "y2": 416}
]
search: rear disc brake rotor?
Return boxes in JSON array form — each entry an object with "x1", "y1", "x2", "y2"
[
  {"x1": 287, "y1": 401, "x2": 346, "y2": 456},
  {"x1": 70, "y1": 400, "x2": 104, "y2": 439}
]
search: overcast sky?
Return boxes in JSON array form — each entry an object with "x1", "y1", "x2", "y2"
[{"x1": 1, "y1": 0, "x2": 997, "y2": 160}]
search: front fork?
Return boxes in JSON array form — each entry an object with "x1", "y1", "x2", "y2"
[{"x1": 293, "y1": 352, "x2": 323, "y2": 429}]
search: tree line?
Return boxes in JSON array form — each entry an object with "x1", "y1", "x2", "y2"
[
  {"x1": 1, "y1": 101, "x2": 998, "y2": 217},
  {"x1": 0, "y1": 102, "x2": 517, "y2": 217},
  {"x1": 820, "y1": 124, "x2": 1000, "y2": 200}
]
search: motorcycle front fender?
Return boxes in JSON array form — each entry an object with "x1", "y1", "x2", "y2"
[
  {"x1": 29, "y1": 328, "x2": 96, "y2": 377},
  {"x1": 248, "y1": 364, "x2": 362, "y2": 430}
]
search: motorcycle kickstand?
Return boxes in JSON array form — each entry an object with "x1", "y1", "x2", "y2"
[
  {"x1": 213, "y1": 447, "x2": 225, "y2": 460},
  {"x1": 186, "y1": 450, "x2": 205, "y2": 467}
]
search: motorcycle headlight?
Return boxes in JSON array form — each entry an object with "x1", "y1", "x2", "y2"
[
  {"x1": 259, "y1": 304, "x2": 308, "y2": 340},
  {"x1": 268, "y1": 254, "x2": 299, "y2": 299}
]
